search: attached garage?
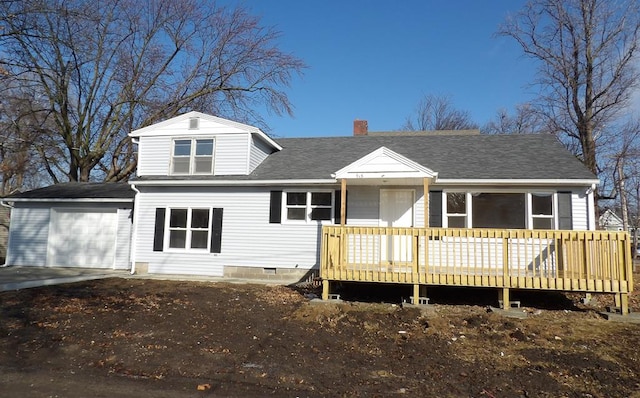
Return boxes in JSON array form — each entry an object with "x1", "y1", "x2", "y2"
[{"x1": 3, "y1": 183, "x2": 134, "y2": 270}]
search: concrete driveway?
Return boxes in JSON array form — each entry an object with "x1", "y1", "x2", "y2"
[{"x1": 0, "y1": 266, "x2": 130, "y2": 292}]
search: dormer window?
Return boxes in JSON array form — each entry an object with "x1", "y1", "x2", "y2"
[{"x1": 171, "y1": 138, "x2": 214, "y2": 175}]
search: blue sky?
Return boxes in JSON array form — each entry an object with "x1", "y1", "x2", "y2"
[{"x1": 235, "y1": 1, "x2": 535, "y2": 137}]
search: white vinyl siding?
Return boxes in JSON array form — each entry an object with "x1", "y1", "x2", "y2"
[
  {"x1": 6, "y1": 206, "x2": 50, "y2": 266},
  {"x1": 214, "y1": 134, "x2": 250, "y2": 175},
  {"x1": 571, "y1": 190, "x2": 589, "y2": 230},
  {"x1": 135, "y1": 118, "x2": 254, "y2": 177},
  {"x1": 249, "y1": 136, "x2": 273, "y2": 173},
  {"x1": 114, "y1": 208, "x2": 133, "y2": 270},
  {"x1": 134, "y1": 186, "x2": 338, "y2": 276},
  {"x1": 136, "y1": 136, "x2": 172, "y2": 176}
]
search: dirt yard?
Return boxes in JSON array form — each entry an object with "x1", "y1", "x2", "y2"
[{"x1": 1, "y1": 275, "x2": 639, "y2": 398}]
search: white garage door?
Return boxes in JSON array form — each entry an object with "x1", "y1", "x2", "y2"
[{"x1": 47, "y1": 209, "x2": 117, "y2": 268}]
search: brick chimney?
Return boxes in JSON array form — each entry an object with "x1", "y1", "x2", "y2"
[{"x1": 353, "y1": 119, "x2": 368, "y2": 136}]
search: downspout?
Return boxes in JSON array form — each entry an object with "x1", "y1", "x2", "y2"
[
  {"x1": 129, "y1": 136, "x2": 141, "y2": 275},
  {"x1": 129, "y1": 183, "x2": 140, "y2": 275}
]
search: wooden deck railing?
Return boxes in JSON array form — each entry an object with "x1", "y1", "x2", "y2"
[{"x1": 320, "y1": 226, "x2": 634, "y2": 301}]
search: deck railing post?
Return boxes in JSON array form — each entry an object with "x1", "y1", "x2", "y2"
[{"x1": 502, "y1": 233, "x2": 509, "y2": 288}]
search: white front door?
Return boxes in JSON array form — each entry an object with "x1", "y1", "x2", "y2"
[{"x1": 379, "y1": 189, "x2": 414, "y2": 263}]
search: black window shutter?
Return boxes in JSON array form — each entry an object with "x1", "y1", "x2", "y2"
[
  {"x1": 558, "y1": 192, "x2": 573, "y2": 230},
  {"x1": 269, "y1": 191, "x2": 282, "y2": 223},
  {"x1": 153, "y1": 208, "x2": 166, "y2": 252},
  {"x1": 429, "y1": 191, "x2": 443, "y2": 227},
  {"x1": 334, "y1": 190, "x2": 347, "y2": 224},
  {"x1": 210, "y1": 208, "x2": 223, "y2": 253}
]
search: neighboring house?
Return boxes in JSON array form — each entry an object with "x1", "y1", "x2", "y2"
[
  {"x1": 0, "y1": 206, "x2": 9, "y2": 263},
  {"x1": 1, "y1": 111, "x2": 600, "y2": 278},
  {"x1": 599, "y1": 209, "x2": 624, "y2": 231}
]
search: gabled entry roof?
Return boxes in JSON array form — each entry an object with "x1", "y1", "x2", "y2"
[{"x1": 334, "y1": 146, "x2": 437, "y2": 180}]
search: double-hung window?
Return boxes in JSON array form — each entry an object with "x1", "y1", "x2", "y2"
[
  {"x1": 285, "y1": 191, "x2": 333, "y2": 222},
  {"x1": 445, "y1": 192, "x2": 467, "y2": 228},
  {"x1": 168, "y1": 208, "x2": 211, "y2": 250},
  {"x1": 531, "y1": 193, "x2": 554, "y2": 229},
  {"x1": 171, "y1": 138, "x2": 214, "y2": 175}
]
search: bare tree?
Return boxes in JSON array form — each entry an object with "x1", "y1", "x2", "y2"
[
  {"x1": 403, "y1": 94, "x2": 478, "y2": 131},
  {"x1": 0, "y1": 84, "x2": 50, "y2": 195},
  {"x1": 499, "y1": 0, "x2": 640, "y2": 182},
  {"x1": 482, "y1": 103, "x2": 549, "y2": 135},
  {"x1": 0, "y1": 0, "x2": 305, "y2": 183}
]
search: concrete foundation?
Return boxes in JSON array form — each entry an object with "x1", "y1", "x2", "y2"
[{"x1": 223, "y1": 266, "x2": 313, "y2": 283}]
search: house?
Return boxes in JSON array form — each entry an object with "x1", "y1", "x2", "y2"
[
  {"x1": 0, "y1": 206, "x2": 9, "y2": 263},
  {"x1": 2, "y1": 111, "x2": 634, "y2": 313},
  {"x1": 599, "y1": 209, "x2": 624, "y2": 231}
]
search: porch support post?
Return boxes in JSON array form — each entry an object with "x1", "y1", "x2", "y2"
[
  {"x1": 498, "y1": 288, "x2": 510, "y2": 310},
  {"x1": 341, "y1": 179, "x2": 347, "y2": 226},
  {"x1": 322, "y1": 279, "x2": 330, "y2": 300},
  {"x1": 614, "y1": 293, "x2": 629, "y2": 315},
  {"x1": 413, "y1": 284, "x2": 420, "y2": 305},
  {"x1": 423, "y1": 177, "x2": 429, "y2": 227}
]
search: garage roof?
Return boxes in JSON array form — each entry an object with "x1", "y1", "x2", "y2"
[{"x1": 6, "y1": 183, "x2": 134, "y2": 201}]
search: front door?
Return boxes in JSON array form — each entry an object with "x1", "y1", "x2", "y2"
[{"x1": 379, "y1": 189, "x2": 414, "y2": 263}]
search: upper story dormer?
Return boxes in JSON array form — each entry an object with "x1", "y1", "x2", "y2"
[{"x1": 130, "y1": 112, "x2": 281, "y2": 177}]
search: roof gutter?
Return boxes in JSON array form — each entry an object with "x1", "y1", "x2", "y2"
[
  {"x1": 0, "y1": 199, "x2": 13, "y2": 209},
  {"x1": 129, "y1": 179, "x2": 339, "y2": 187},
  {"x1": 5, "y1": 198, "x2": 134, "y2": 203},
  {"x1": 130, "y1": 177, "x2": 600, "y2": 188},
  {"x1": 434, "y1": 178, "x2": 600, "y2": 186}
]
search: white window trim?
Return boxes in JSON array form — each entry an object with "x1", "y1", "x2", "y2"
[
  {"x1": 441, "y1": 190, "x2": 560, "y2": 230},
  {"x1": 443, "y1": 191, "x2": 469, "y2": 228},
  {"x1": 170, "y1": 137, "x2": 216, "y2": 175},
  {"x1": 163, "y1": 207, "x2": 212, "y2": 252},
  {"x1": 527, "y1": 192, "x2": 557, "y2": 230},
  {"x1": 282, "y1": 190, "x2": 334, "y2": 224}
]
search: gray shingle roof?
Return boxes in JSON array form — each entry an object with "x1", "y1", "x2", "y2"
[
  {"x1": 133, "y1": 134, "x2": 596, "y2": 182},
  {"x1": 255, "y1": 134, "x2": 596, "y2": 180},
  {"x1": 8, "y1": 183, "x2": 134, "y2": 200}
]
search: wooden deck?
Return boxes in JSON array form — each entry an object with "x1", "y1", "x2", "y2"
[{"x1": 320, "y1": 226, "x2": 635, "y2": 314}]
